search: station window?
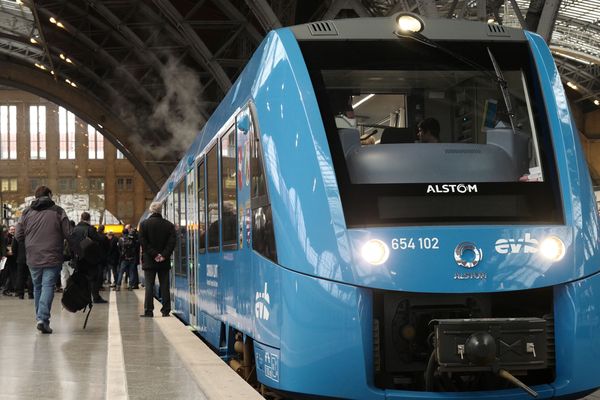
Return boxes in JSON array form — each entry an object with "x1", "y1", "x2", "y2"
[
  {"x1": 197, "y1": 159, "x2": 206, "y2": 253},
  {"x1": 206, "y1": 144, "x2": 220, "y2": 251},
  {"x1": 117, "y1": 199, "x2": 133, "y2": 218},
  {"x1": 1, "y1": 178, "x2": 18, "y2": 192},
  {"x1": 87, "y1": 125, "x2": 104, "y2": 159},
  {"x1": 30, "y1": 105, "x2": 46, "y2": 160},
  {"x1": 221, "y1": 127, "x2": 237, "y2": 249},
  {"x1": 0, "y1": 105, "x2": 17, "y2": 160},
  {"x1": 30, "y1": 177, "x2": 47, "y2": 193},
  {"x1": 58, "y1": 177, "x2": 77, "y2": 193},
  {"x1": 88, "y1": 177, "x2": 104, "y2": 192},
  {"x1": 58, "y1": 107, "x2": 76, "y2": 159},
  {"x1": 117, "y1": 177, "x2": 133, "y2": 191},
  {"x1": 116, "y1": 149, "x2": 124, "y2": 159}
]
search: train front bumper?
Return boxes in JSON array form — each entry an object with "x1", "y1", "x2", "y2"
[{"x1": 275, "y1": 267, "x2": 600, "y2": 399}]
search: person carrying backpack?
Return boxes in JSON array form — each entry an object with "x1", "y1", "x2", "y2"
[
  {"x1": 15, "y1": 186, "x2": 73, "y2": 334},
  {"x1": 116, "y1": 228, "x2": 139, "y2": 290},
  {"x1": 70, "y1": 212, "x2": 107, "y2": 304}
]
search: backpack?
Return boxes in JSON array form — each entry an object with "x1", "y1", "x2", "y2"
[
  {"x1": 121, "y1": 235, "x2": 136, "y2": 260},
  {"x1": 61, "y1": 270, "x2": 93, "y2": 329},
  {"x1": 70, "y1": 227, "x2": 101, "y2": 263}
]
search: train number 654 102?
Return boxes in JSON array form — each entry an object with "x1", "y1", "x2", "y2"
[{"x1": 391, "y1": 237, "x2": 439, "y2": 250}]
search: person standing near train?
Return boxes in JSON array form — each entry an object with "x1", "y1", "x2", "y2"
[
  {"x1": 138, "y1": 202, "x2": 176, "y2": 318},
  {"x1": 16, "y1": 186, "x2": 72, "y2": 334}
]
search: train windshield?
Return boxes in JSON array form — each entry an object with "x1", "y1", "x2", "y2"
[{"x1": 300, "y1": 40, "x2": 562, "y2": 226}]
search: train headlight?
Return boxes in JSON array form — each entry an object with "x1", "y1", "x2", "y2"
[
  {"x1": 396, "y1": 14, "x2": 424, "y2": 33},
  {"x1": 539, "y1": 236, "x2": 565, "y2": 261},
  {"x1": 361, "y1": 239, "x2": 390, "y2": 265}
]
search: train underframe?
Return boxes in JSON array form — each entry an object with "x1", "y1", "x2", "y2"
[{"x1": 373, "y1": 288, "x2": 555, "y2": 394}]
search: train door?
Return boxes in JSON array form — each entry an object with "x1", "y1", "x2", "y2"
[
  {"x1": 165, "y1": 192, "x2": 175, "y2": 310},
  {"x1": 196, "y1": 157, "x2": 207, "y2": 326},
  {"x1": 186, "y1": 168, "x2": 198, "y2": 327}
]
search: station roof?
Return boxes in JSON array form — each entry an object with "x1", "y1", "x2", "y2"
[{"x1": 0, "y1": 0, "x2": 598, "y2": 189}]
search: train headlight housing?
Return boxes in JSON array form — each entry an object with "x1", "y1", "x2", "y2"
[
  {"x1": 396, "y1": 14, "x2": 424, "y2": 33},
  {"x1": 539, "y1": 236, "x2": 565, "y2": 261},
  {"x1": 362, "y1": 239, "x2": 390, "y2": 265}
]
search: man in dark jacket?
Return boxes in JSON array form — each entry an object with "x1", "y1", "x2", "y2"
[
  {"x1": 70, "y1": 212, "x2": 107, "y2": 303},
  {"x1": 16, "y1": 186, "x2": 72, "y2": 334},
  {"x1": 1, "y1": 225, "x2": 17, "y2": 295},
  {"x1": 139, "y1": 202, "x2": 176, "y2": 317},
  {"x1": 13, "y1": 235, "x2": 33, "y2": 299}
]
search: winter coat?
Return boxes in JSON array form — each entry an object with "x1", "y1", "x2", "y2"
[
  {"x1": 15, "y1": 196, "x2": 72, "y2": 267},
  {"x1": 139, "y1": 213, "x2": 176, "y2": 271},
  {"x1": 106, "y1": 236, "x2": 120, "y2": 266},
  {"x1": 11, "y1": 236, "x2": 26, "y2": 266},
  {"x1": 71, "y1": 221, "x2": 105, "y2": 269}
]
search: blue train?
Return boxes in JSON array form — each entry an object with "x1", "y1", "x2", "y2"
[{"x1": 144, "y1": 13, "x2": 600, "y2": 400}]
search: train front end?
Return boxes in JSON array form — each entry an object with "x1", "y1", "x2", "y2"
[{"x1": 255, "y1": 14, "x2": 600, "y2": 400}]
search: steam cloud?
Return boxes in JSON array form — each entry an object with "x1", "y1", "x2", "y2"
[{"x1": 118, "y1": 57, "x2": 206, "y2": 160}]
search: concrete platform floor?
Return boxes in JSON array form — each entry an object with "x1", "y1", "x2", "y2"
[{"x1": 0, "y1": 288, "x2": 261, "y2": 400}]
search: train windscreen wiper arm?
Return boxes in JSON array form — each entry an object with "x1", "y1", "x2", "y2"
[
  {"x1": 487, "y1": 47, "x2": 518, "y2": 134},
  {"x1": 395, "y1": 31, "x2": 518, "y2": 134}
]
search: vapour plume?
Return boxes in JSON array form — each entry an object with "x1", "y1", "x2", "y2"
[
  {"x1": 147, "y1": 57, "x2": 205, "y2": 158},
  {"x1": 115, "y1": 57, "x2": 205, "y2": 160}
]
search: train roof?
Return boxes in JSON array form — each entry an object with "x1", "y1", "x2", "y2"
[{"x1": 289, "y1": 13, "x2": 527, "y2": 42}]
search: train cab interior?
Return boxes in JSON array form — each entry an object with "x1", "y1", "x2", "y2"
[{"x1": 325, "y1": 68, "x2": 543, "y2": 185}]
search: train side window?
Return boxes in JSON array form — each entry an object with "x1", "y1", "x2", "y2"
[
  {"x1": 197, "y1": 158, "x2": 206, "y2": 253},
  {"x1": 249, "y1": 110, "x2": 277, "y2": 263},
  {"x1": 206, "y1": 144, "x2": 220, "y2": 251},
  {"x1": 177, "y1": 179, "x2": 187, "y2": 276},
  {"x1": 221, "y1": 127, "x2": 237, "y2": 250}
]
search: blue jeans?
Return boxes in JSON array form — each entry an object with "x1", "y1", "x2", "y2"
[
  {"x1": 29, "y1": 266, "x2": 61, "y2": 324},
  {"x1": 117, "y1": 260, "x2": 138, "y2": 288}
]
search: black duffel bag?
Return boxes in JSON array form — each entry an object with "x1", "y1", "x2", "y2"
[{"x1": 61, "y1": 270, "x2": 93, "y2": 329}]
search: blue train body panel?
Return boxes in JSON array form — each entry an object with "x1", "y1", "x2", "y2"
[{"x1": 145, "y1": 14, "x2": 600, "y2": 400}]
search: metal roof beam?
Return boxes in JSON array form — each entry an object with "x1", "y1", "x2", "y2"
[
  {"x1": 34, "y1": 5, "x2": 156, "y2": 105},
  {"x1": 0, "y1": 60, "x2": 161, "y2": 191},
  {"x1": 212, "y1": 0, "x2": 266, "y2": 45},
  {"x1": 537, "y1": 0, "x2": 562, "y2": 42},
  {"x1": 151, "y1": 0, "x2": 232, "y2": 93},
  {"x1": 323, "y1": 0, "x2": 371, "y2": 19},
  {"x1": 416, "y1": 0, "x2": 439, "y2": 18},
  {"x1": 244, "y1": 0, "x2": 282, "y2": 31}
]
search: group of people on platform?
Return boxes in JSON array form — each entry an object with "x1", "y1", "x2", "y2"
[{"x1": 0, "y1": 185, "x2": 176, "y2": 334}]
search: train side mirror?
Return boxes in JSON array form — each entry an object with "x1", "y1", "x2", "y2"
[{"x1": 237, "y1": 114, "x2": 251, "y2": 134}]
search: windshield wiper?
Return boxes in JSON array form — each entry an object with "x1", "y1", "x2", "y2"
[
  {"x1": 487, "y1": 47, "x2": 518, "y2": 134},
  {"x1": 395, "y1": 31, "x2": 518, "y2": 134}
]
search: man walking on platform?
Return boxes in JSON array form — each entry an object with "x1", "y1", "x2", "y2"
[
  {"x1": 16, "y1": 186, "x2": 72, "y2": 334},
  {"x1": 139, "y1": 202, "x2": 176, "y2": 317}
]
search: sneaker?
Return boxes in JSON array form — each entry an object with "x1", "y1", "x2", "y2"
[
  {"x1": 36, "y1": 321, "x2": 52, "y2": 334},
  {"x1": 162, "y1": 312, "x2": 170, "y2": 317},
  {"x1": 17, "y1": 294, "x2": 24, "y2": 300},
  {"x1": 94, "y1": 298, "x2": 108, "y2": 304},
  {"x1": 140, "y1": 312, "x2": 153, "y2": 318}
]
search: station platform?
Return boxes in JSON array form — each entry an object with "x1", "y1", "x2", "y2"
[{"x1": 0, "y1": 288, "x2": 263, "y2": 400}]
